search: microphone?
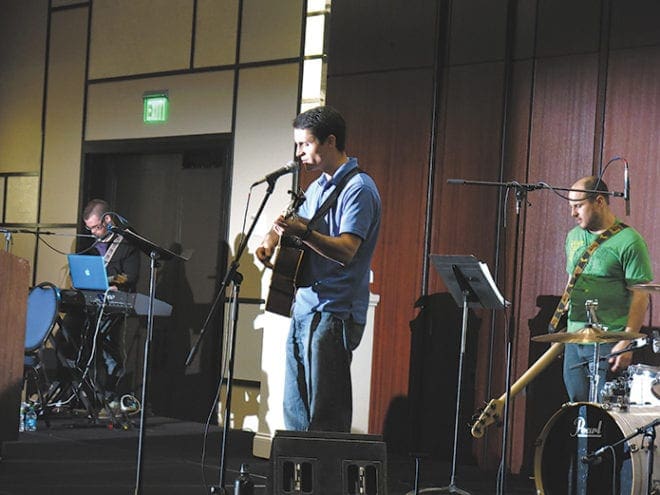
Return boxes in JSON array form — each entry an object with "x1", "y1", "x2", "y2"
[
  {"x1": 581, "y1": 446, "x2": 608, "y2": 465},
  {"x1": 251, "y1": 160, "x2": 299, "y2": 187},
  {"x1": 624, "y1": 161, "x2": 630, "y2": 216},
  {"x1": 103, "y1": 211, "x2": 130, "y2": 229},
  {"x1": 447, "y1": 179, "x2": 466, "y2": 184}
]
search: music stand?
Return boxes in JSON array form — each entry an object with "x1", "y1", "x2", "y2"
[
  {"x1": 108, "y1": 225, "x2": 188, "y2": 495},
  {"x1": 424, "y1": 255, "x2": 508, "y2": 494}
]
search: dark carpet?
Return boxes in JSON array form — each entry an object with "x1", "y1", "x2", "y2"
[{"x1": 0, "y1": 414, "x2": 536, "y2": 495}]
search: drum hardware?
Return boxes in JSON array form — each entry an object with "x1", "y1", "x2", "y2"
[
  {"x1": 570, "y1": 339, "x2": 643, "y2": 371},
  {"x1": 533, "y1": 300, "x2": 649, "y2": 404},
  {"x1": 581, "y1": 416, "x2": 659, "y2": 494},
  {"x1": 601, "y1": 375, "x2": 631, "y2": 410},
  {"x1": 534, "y1": 403, "x2": 660, "y2": 494},
  {"x1": 629, "y1": 364, "x2": 660, "y2": 406}
]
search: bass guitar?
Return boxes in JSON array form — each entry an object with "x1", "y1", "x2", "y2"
[
  {"x1": 265, "y1": 189, "x2": 306, "y2": 317},
  {"x1": 471, "y1": 341, "x2": 565, "y2": 438}
]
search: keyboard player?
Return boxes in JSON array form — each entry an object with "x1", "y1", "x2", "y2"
[{"x1": 60, "y1": 199, "x2": 140, "y2": 412}]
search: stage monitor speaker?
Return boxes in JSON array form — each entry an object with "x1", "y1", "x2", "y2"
[{"x1": 270, "y1": 430, "x2": 387, "y2": 495}]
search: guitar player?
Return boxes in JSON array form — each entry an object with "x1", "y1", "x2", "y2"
[
  {"x1": 562, "y1": 176, "x2": 653, "y2": 402},
  {"x1": 60, "y1": 199, "x2": 141, "y2": 413},
  {"x1": 256, "y1": 106, "x2": 381, "y2": 432}
]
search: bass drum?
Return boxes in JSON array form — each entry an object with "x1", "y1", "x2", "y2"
[{"x1": 534, "y1": 403, "x2": 660, "y2": 494}]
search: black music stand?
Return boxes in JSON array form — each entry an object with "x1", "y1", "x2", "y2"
[
  {"x1": 108, "y1": 225, "x2": 188, "y2": 495},
  {"x1": 424, "y1": 255, "x2": 508, "y2": 495}
]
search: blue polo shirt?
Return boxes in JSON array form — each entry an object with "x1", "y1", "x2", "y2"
[{"x1": 293, "y1": 158, "x2": 381, "y2": 324}]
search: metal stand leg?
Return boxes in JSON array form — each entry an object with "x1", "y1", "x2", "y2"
[
  {"x1": 407, "y1": 292, "x2": 472, "y2": 495},
  {"x1": 644, "y1": 426, "x2": 656, "y2": 495},
  {"x1": 589, "y1": 343, "x2": 601, "y2": 403}
]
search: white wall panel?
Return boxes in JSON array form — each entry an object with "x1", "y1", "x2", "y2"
[
  {"x1": 5, "y1": 176, "x2": 39, "y2": 223},
  {"x1": 35, "y1": 228, "x2": 77, "y2": 287},
  {"x1": 41, "y1": 8, "x2": 88, "y2": 224},
  {"x1": 89, "y1": 0, "x2": 193, "y2": 79},
  {"x1": 230, "y1": 63, "x2": 300, "y2": 257},
  {"x1": 231, "y1": 62, "x2": 300, "y2": 434},
  {"x1": 86, "y1": 71, "x2": 234, "y2": 140},
  {"x1": 194, "y1": 0, "x2": 239, "y2": 68},
  {"x1": 240, "y1": 0, "x2": 303, "y2": 63},
  {"x1": 0, "y1": 0, "x2": 47, "y2": 172}
]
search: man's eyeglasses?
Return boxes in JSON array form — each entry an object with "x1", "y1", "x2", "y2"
[{"x1": 85, "y1": 222, "x2": 105, "y2": 232}]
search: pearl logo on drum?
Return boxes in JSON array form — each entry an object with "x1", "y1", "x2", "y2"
[{"x1": 571, "y1": 416, "x2": 603, "y2": 438}]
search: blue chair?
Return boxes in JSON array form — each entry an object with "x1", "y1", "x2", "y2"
[{"x1": 23, "y1": 282, "x2": 61, "y2": 422}]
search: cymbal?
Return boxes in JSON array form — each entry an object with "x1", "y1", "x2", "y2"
[
  {"x1": 532, "y1": 326, "x2": 646, "y2": 344},
  {"x1": 629, "y1": 283, "x2": 660, "y2": 293}
]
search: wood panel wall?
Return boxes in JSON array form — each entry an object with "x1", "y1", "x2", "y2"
[{"x1": 327, "y1": 0, "x2": 660, "y2": 475}]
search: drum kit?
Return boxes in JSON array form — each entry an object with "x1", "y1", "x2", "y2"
[{"x1": 531, "y1": 283, "x2": 660, "y2": 495}]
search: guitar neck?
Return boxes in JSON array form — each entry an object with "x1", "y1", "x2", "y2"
[{"x1": 498, "y1": 342, "x2": 565, "y2": 400}]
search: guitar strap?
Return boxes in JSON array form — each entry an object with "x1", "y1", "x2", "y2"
[
  {"x1": 548, "y1": 222, "x2": 628, "y2": 332},
  {"x1": 103, "y1": 234, "x2": 124, "y2": 267},
  {"x1": 307, "y1": 166, "x2": 364, "y2": 229}
]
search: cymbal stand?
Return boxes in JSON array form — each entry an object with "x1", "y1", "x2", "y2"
[{"x1": 584, "y1": 300, "x2": 603, "y2": 403}]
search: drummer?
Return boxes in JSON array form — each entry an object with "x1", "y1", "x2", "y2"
[{"x1": 563, "y1": 175, "x2": 653, "y2": 402}]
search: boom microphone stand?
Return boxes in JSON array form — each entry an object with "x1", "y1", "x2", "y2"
[{"x1": 185, "y1": 175, "x2": 282, "y2": 495}]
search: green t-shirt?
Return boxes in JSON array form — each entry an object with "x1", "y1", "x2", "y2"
[{"x1": 565, "y1": 222, "x2": 653, "y2": 332}]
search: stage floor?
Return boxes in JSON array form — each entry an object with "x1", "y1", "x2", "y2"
[{"x1": 0, "y1": 414, "x2": 536, "y2": 494}]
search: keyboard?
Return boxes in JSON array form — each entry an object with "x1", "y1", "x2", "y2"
[{"x1": 60, "y1": 289, "x2": 172, "y2": 317}]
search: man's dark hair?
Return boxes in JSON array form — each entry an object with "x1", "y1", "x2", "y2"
[
  {"x1": 293, "y1": 106, "x2": 346, "y2": 152},
  {"x1": 583, "y1": 176, "x2": 610, "y2": 204},
  {"x1": 83, "y1": 198, "x2": 110, "y2": 221}
]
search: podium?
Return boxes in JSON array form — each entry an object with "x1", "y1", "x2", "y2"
[{"x1": 0, "y1": 250, "x2": 31, "y2": 446}]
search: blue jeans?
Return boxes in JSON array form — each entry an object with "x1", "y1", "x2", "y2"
[
  {"x1": 284, "y1": 312, "x2": 364, "y2": 432},
  {"x1": 563, "y1": 343, "x2": 614, "y2": 402}
]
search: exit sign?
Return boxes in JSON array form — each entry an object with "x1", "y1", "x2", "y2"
[{"x1": 143, "y1": 91, "x2": 169, "y2": 123}]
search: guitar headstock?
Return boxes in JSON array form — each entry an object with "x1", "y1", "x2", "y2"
[{"x1": 470, "y1": 398, "x2": 504, "y2": 438}]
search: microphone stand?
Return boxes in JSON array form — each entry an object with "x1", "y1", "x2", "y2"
[
  {"x1": 582, "y1": 418, "x2": 658, "y2": 494},
  {"x1": 186, "y1": 176, "x2": 279, "y2": 495},
  {"x1": 447, "y1": 179, "x2": 546, "y2": 494},
  {"x1": 107, "y1": 225, "x2": 186, "y2": 495},
  {"x1": 0, "y1": 227, "x2": 95, "y2": 252},
  {"x1": 570, "y1": 341, "x2": 643, "y2": 370}
]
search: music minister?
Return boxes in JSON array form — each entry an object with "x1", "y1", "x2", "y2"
[
  {"x1": 61, "y1": 199, "x2": 140, "y2": 410},
  {"x1": 256, "y1": 106, "x2": 381, "y2": 432}
]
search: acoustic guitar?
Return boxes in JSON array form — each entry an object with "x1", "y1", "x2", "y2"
[{"x1": 265, "y1": 190, "x2": 307, "y2": 317}]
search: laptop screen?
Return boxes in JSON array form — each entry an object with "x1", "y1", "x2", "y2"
[{"x1": 67, "y1": 254, "x2": 109, "y2": 291}]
